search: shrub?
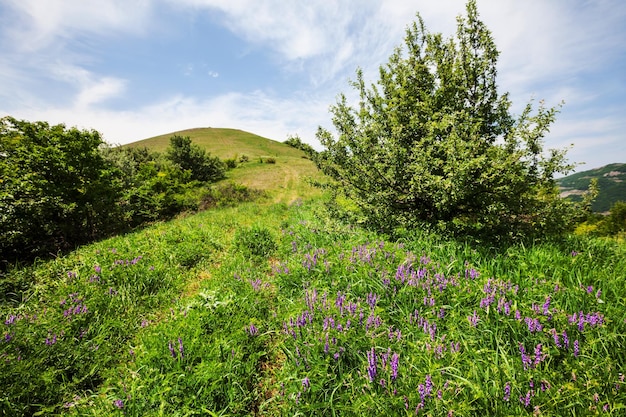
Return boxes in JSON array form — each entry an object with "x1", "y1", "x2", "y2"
[
  {"x1": 224, "y1": 158, "x2": 238, "y2": 169},
  {"x1": 233, "y1": 225, "x2": 277, "y2": 258},
  {"x1": 265, "y1": 157, "x2": 276, "y2": 164},
  {"x1": 199, "y1": 182, "x2": 265, "y2": 210},
  {"x1": 166, "y1": 135, "x2": 225, "y2": 182},
  {"x1": 314, "y1": 1, "x2": 575, "y2": 242},
  {"x1": 0, "y1": 117, "x2": 123, "y2": 264}
]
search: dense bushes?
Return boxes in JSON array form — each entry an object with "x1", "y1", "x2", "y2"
[
  {"x1": 314, "y1": 1, "x2": 576, "y2": 242},
  {"x1": 0, "y1": 117, "x2": 122, "y2": 261},
  {"x1": 1, "y1": 118, "x2": 252, "y2": 266},
  {"x1": 166, "y1": 135, "x2": 225, "y2": 182},
  {"x1": 576, "y1": 201, "x2": 626, "y2": 238}
]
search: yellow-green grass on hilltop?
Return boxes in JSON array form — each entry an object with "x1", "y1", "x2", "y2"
[{"x1": 125, "y1": 127, "x2": 324, "y2": 203}]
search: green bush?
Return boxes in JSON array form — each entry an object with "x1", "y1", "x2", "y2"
[
  {"x1": 0, "y1": 117, "x2": 124, "y2": 264},
  {"x1": 264, "y1": 157, "x2": 276, "y2": 164},
  {"x1": 199, "y1": 182, "x2": 264, "y2": 210},
  {"x1": 314, "y1": 1, "x2": 575, "y2": 242},
  {"x1": 166, "y1": 135, "x2": 225, "y2": 182},
  {"x1": 233, "y1": 225, "x2": 277, "y2": 258},
  {"x1": 224, "y1": 158, "x2": 238, "y2": 169}
]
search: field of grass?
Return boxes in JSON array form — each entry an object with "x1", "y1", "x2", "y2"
[
  {"x1": 126, "y1": 128, "x2": 306, "y2": 160},
  {"x1": 2, "y1": 130, "x2": 625, "y2": 416}
]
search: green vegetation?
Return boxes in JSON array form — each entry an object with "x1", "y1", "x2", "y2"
[
  {"x1": 314, "y1": 1, "x2": 574, "y2": 242},
  {"x1": 2, "y1": 2, "x2": 625, "y2": 416},
  {"x1": 0, "y1": 117, "x2": 123, "y2": 262},
  {"x1": 128, "y1": 127, "x2": 306, "y2": 160},
  {"x1": 0, "y1": 120, "x2": 267, "y2": 266},
  {"x1": 558, "y1": 163, "x2": 626, "y2": 213},
  {"x1": 1, "y1": 198, "x2": 625, "y2": 416}
]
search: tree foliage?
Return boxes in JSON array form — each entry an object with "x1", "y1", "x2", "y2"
[
  {"x1": 315, "y1": 1, "x2": 574, "y2": 241},
  {"x1": 284, "y1": 134, "x2": 317, "y2": 157},
  {"x1": 166, "y1": 135, "x2": 225, "y2": 183},
  {"x1": 1, "y1": 120, "x2": 257, "y2": 266},
  {"x1": 0, "y1": 116, "x2": 122, "y2": 261}
]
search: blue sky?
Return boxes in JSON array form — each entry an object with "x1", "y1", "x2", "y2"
[{"x1": 1, "y1": 0, "x2": 625, "y2": 173}]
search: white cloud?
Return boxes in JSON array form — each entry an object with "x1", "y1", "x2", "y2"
[
  {"x1": 1, "y1": 0, "x2": 154, "y2": 51},
  {"x1": 1, "y1": 0, "x2": 624, "y2": 172}
]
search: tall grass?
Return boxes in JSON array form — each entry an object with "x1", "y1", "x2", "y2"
[{"x1": 1, "y1": 199, "x2": 625, "y2": 416}]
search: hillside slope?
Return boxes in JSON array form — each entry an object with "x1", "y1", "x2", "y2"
[
  {"x1": 558, "y1": 163, "x2": 626, "y2": 212},
  {"x1": 127, "y1": 127, "x2": 305, "y2": 159},
  {"x1": 125, "y1": 127, "x2": 322, "y2": 203}
]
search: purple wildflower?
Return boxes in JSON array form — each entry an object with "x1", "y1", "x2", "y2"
[
  {"x1": 519, "y1": 344, "x2": 532, "y2": 370},
  {"x1": 533, "y1": 344, "x2": 544, "y2": 367},
  {"x1": 503, "y1": 382, "x2": 511, "y2": 401},
  {"x1": 366, "y1": 292, "x2": 378, "y2": 310},
  {"x1": 94, "y1": 265, "x2": 102, "y2": 274},
  {"x1": 4, "y1": 315, "x2": 16, "y2": 326},
  {"x1": 390, "y1": 353, "x2": 399, "y2": 381},
  {"x1": 248, "y1": 324, "x2": 258, "y2": 336},
  {"x1": 424, "y1": 374, "x2": 433, "y2": 397},
  {"x1": 168, "y1": 340, "x2": 176, "y2": 358},
  {"x1": 367, "y1": 347, "x2": 377, "y2": 382},
  {"x1": 542, "y1": 297, "x2": 551, "y2": 315},
  {"x1": 302, "y1": 377, "x2": 310, "y2": 390},
  {"x1": 552, "y1": 329, "x2": 562, "y2": 348},
  {"x1": 178, "y1": 337, "x2": 184, "y2": 358},
  {"x1": 113, "y1": 399, "x2": 124, "y2": 409},
  {"x1": 573, "y1": 340, "x2": 579, "y2": 357},
  {"x1": 519, "y1": 391, "x2": 532, "y2": 407},
  {"x1": 468, "y1": 310, "x2": 479, "y2": 327},
  {"x1": 562, "y1": 330, "x2": 570, "y2": 348}
]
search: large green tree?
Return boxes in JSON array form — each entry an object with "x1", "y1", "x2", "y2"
[
  {"x1": 0, "y1": 117, "x2": 122, "y2": 262},
  {"x1": 315, "y1": 1, "x2": 574, "y2": 240},
  {"x1": 166, "y1": 135, "x2": 225, "y2": 183}
]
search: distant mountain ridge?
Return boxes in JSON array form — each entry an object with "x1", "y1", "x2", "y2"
[{"x1": 557, "y1": 163, "x2": 626, "y2": 212}]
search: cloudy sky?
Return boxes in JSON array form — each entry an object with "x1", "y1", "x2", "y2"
[{"x1": 1, "y1": 0, "x2": 624, "y2": 172}]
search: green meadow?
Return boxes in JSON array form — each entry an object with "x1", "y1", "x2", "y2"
[{"x1": 1, "y1": 129, "x2": 625, "y2": 416}]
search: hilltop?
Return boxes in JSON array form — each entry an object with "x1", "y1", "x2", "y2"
[
  {"x1": 558, "y1": 163, "x2": 626, "y2": 212},
  {"x1": 126, "y1": 127, "x2": 305, "y2": 160},
  {"x1": 126, "y1": 127, "x2": 322, "y2": 202}
]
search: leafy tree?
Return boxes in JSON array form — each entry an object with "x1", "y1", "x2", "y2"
[
  {"x1": 315, "y1": 1, "x2": 574, "y2": 241},
  {"x1": 166, "y1": 135, "x2": 225, "y2": 183},
  {"x1": 597, "y1": 201, "x2": 626, "y2": 236},
  {"x1": 0, "y1": 117, "x2": 122, "y2": 263},
  {"x1": 284, "y1": 134, "x2": 317, "y2": 157}
]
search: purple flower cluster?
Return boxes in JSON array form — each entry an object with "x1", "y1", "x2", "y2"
[
  {"x1": 247, "y1": 324, "x2": 258, "y2": 336},
  {"x1": 467, "y1": 310, "x2": 479, "y2": 327},
  {"x1": 367, "y1": 347, "x2": 377, "y2": 382},
  {"x1": 112, "y1": 256, "x2": 143, "y2": 267},
  {"x1": 61, "y1": 293, "x2": 88, "y2": 319},
  {"x1": 518, "y1": 343, "x2": 545, "y2": 370},
  {"x1": 168, "y1": 338, "x2": 184, "y2": 359},
  {"x1": 568, "y1": 311, "x2": 604, "y2": 331}
]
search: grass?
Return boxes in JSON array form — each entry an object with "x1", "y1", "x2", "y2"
[
  {"x1": 2, "y1": 196, "x2": 625, "y2": 416},
  {"x1": 125, "y1": 128, "x2": 306, "y2": 160},
  {"x1": 125, "y1": 127, "x2": 323, "y2": 204},
  {"x1": 2, "y1": 130, "x2": 625, "y2": 416}
]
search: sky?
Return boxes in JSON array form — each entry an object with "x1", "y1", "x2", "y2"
[{"x1": 1, "y1": 0, "x2": 625, "y2": 173}]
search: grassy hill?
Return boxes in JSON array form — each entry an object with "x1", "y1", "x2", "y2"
[
  {"x1": 127, "y1": 127, "x2": 305, "y2": 159},
  {"x1": 558, "y1": 163, "x2": 626, "y2": 212},
  {"x1": 127, "y1": 127, "x2": 323, "y2": 203},
  {"x1": 2, "y1": 129, "x2": 625, "y2": 416}
]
